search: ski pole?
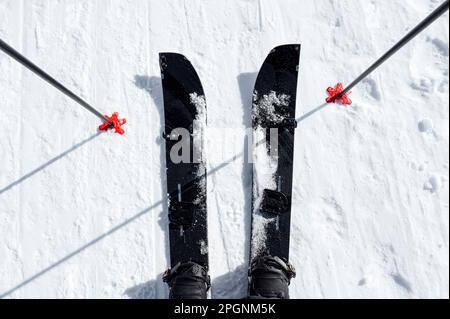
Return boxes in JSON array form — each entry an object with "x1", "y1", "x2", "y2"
[
  {"x1": 0, "y1": 38, "x2": 126, "y2": 134},
  {"x1": 327, "y1": 0, "x2": 449, "y2": 104}
]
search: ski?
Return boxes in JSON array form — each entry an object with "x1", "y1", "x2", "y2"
[
  {"x1": 159, "y1": 53, "x2": 210, "y2": 299},
  {"x1": 248, "y1": 44, "x2": 301, "y2": 299}
]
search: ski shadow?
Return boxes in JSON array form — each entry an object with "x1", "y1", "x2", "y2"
[
  {"x1": 125, "y1": 266, "x2": 249, "y2": 299},
  {"x1": 134, "y1": 75, "x2": 162, "y2": 98},
  {"x1": 0, "y1": 131, "x2": 101, "y2": 196},
  {"x1": 237, "y1": 72, "x2": 257, "y2": 268},
  {"x1": 124, "y1": 273, "x2": 167, "y2": 299},
  {"x1": 211, "y1": 264, "x2": 247, "y2": 299},
  {"x1": 134, "y1": 74, "x2": 171, "y2": 268}
]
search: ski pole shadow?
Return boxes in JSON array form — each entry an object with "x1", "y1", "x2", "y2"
[
  {"x1": 0, "y1": 200, "x2": 164, "y2": 299},
  {"x1": 296, "y1": 102, "x2": 329, "y2": 123},
  {"x1": 0, "y1": 131, "x2": 101, "y2": 196},
  {"x1": 211, "y1": 264, "x2": 247, "y2": 299},
  {"x1": 124, "y1": 273, "x2": 166, "y2": 299}
]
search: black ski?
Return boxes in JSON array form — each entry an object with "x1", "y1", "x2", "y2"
[
  {"x1": 159, "y1": 53, "x2": 210, "y2": 299},
  {"x1": 248, "y1": 44, "x2": 300, "y2": 299}
]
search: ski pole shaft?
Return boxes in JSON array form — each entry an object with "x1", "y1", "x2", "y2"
[
  {"x1": 0, "y1": 38, "x2": 111, "y2": 124},
  {"x1": 339, "y1": 0, "x2": 449, "y2": 97}
]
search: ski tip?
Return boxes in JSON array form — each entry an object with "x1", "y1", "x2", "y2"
[
  {"x1": 158, "y1": 52, "x2": 204, "y2": 95},
  {"x1": 270, "y1": 44, "x2": 301, "y2": 54},
  {"x1": 159, "y1": 52, "x2": 190, "y2": 69},
  {"x1": 159, "y1": 52, "x2": 188, "y2": 59}
]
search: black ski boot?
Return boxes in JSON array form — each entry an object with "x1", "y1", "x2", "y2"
[
  {"x1": 248, "y1": 255, "x2": 296, "y2": 299},
  {"x1": 163, "y1": 261, "x2": 210, "y2": 299}
]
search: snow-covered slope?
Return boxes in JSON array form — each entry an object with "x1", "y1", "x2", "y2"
[{"x1": 0, "y1": 0, "x2": 448, "y2": 299}]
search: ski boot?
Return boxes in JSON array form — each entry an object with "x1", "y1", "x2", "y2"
[
  {"x1": 163, "y1": 261, "x2": 210, "y2": 299},
  {"x1": 248, "y1": 255, "x2": 296, "y2": 299}
]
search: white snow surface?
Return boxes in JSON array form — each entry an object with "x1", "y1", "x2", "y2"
[{"x1": 0, "y1": 0, "x2": 448, "y2": 299}]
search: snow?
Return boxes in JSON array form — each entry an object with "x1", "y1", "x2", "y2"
[
  {"x1": 0, "y1": 0, "x2": 448, "y2": 299},
  {"x1": 418, "y1": 118, "x2": 434, "y2": 133},
  {"x1": 252, "y1": 91, "x2": 291, "y2": 125},
  {"x1": 190, "y1": 92, "x2": 207, "y2": 166},
  {"x1": 250, "y1": 90, "x2": 290, "y2": 259},
  {"x1": 424, "y1": 174, "x2": 443, "y2": 193},
  {"x1": 190, "y1": 92, "x2": 207, "y2": 208},
  {"x1": 250, "y1": 126, "x2": 278, "y2": 259}
]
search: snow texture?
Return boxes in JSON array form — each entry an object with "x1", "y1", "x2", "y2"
[
  {"x1": 251, "y1": 126, "x2": 278, "y2": 259},
  {"x1": 250, "y1": 90, "x2": 290, "y2": 259},
  {"x1": 0, "y1": 0, "x2": 448, "y2": 299},
  {"x1": 191, "y1": 92, "x2": 207, "y2": 166},
  {"x1": 190, "y1": 92, "x2": 207, "y2": 206},
  {"x1": 252, "y1": 91, "x2": 291, "y2": 125}
]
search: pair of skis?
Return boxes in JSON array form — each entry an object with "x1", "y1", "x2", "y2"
[{"x1": 159, "y1": 45, "x2": 301, "y2": 299}]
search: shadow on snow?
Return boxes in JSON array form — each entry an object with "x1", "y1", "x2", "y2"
[{"x1": 0, "y1": 73, "x2": 330, "y2": 299}]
